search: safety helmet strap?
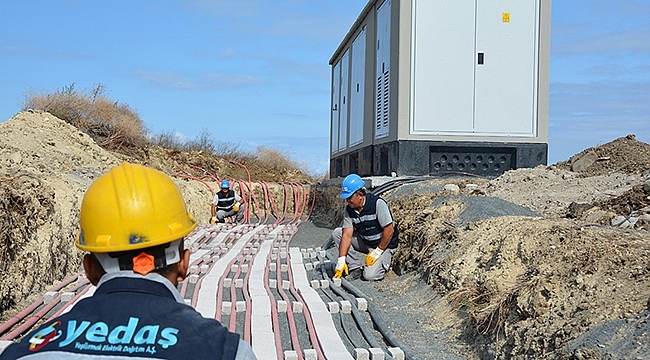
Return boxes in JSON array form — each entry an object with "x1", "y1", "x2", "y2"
[{"x1": 94, "y1": 239, "x2": 182, "y2": 274}]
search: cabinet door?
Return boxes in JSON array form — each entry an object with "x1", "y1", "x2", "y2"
[
  {"x1": 375, "y1": 0, "x2": 391, "y2": 139},
  {"x1": 350, "y1": 29, "x2": 366, "y2": 147},
  {"x1": 474, "y1": 0, "x2": 539, "y2": 135},
  {"x1": 331, "y1": 60, "x2": 341, "y2": 154},
  {"x1": 339, "y1": 49, "x2": 350, "y2": 151},
  {"x1": 411, "y1": 0, "x2": 476, "y2": 134}
]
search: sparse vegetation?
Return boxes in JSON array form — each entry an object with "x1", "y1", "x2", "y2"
[
  {"x1": 23, "y1": 84, "x2": 313, "y2": 180},
  {"x1": 24, "y1": 84, "x2": 147, "y2": 151}
]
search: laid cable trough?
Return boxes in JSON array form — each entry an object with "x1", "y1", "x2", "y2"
[{"x1": 0, "y1": 169, "x2": 413, "y2": 359}]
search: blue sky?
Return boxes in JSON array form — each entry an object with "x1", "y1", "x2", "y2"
[{"x1": 1, "y1": 1, "x2": 649, "y2": 175}]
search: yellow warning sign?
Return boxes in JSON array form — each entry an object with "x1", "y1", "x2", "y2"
[{"x1": 502, "y1": 12, "x2": 511, "y2": 22}]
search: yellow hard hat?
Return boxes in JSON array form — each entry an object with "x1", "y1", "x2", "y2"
[{"x1": 76, "y1": 162, "x2": 196, "y2": 253}]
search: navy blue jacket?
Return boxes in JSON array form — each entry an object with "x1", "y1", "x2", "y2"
[
  {"x1": 215, "y1": 190, "x2": 237, "y2": 211},
  {"x1": 346, "y1": 192, "x2": 399, "y2": 249},
  {"x1": 0, "y1": 274, "x2": 243, "y2": 359}
]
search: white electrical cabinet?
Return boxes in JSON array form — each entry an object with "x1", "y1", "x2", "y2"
[
  {"x1": 329, "y1": 0, "x2": 551, "y2": 178},
  {"x1": 411, "y1": 0, "x2": 540, "y2": 136}
]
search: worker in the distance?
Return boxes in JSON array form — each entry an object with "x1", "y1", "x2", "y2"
[
  {"x1": 211, "y1": 179, "x2": 245, "y2": 224},
  {"x1": 0, "y1": 163, "x2": 256, "y2": 360},
  {"x1": 331, "y1": 173, "x2": 399, "y2": 281}
]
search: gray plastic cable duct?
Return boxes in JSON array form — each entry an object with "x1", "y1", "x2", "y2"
[{"x1": 323, "y1": 252, "x2": 421, "y2": 360}]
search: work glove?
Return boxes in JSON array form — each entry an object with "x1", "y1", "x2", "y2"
[
  {"x1": 210, "y1": 216, "x2": 217, "y2": 224},
  {"x1": 233, "y1": 202, "x2": 240, "y2": 212},
  {"x1": 333, "y1": 256, "x2": 348, "y2": 279},
  {"x1": 365, "y1": 248, "x2": 384, "y2": 266}
]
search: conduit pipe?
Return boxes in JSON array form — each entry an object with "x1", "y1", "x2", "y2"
[{"x1": 0, "y1": 273, "x2": 80, "y2": 337}]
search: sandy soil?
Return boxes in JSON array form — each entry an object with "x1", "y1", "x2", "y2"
[{"x1": 1, "y1": 110, "x2": 649, "y2": 359}]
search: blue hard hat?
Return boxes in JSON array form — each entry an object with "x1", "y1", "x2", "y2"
[
  {"x1": 340, "y1": 174, "x2": 364, "y2": 199},
  {"x1": 221, "y1": 179, "x2": 230, "y2": 189}
]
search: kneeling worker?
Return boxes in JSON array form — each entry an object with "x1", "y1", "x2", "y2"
[
  {"x1": 0, "y1": 163, "x2": 256, "y2": 359},
  {"x1": 211, "y1": 179, "x2": 245, "y2": 224},
  {"x1": 332, "y1": 173, "x2": 399, "y2": 281}
]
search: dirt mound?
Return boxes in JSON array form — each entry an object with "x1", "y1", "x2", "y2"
[
  {"x1": 1, "y1": 109, "x2": 649, "y2": 359},
  {"x1": 366, "y1": 135, "x2": 650, "y2": 359},
  {"x1": 0, "y1": 110, "x2": 310, "y2": 320},
  {"x1": 554, "y1": 134, "x2": 650, "y2": 176}
]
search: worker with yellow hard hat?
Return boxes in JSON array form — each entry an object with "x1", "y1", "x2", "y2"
[{"x1": 1, "y1": 163, "x2": 256, "y2": 360}]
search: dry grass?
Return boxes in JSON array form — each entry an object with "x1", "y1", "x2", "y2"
[
  {"x1": 23, "y1": 84, "x2": 314, "y2": 181},
  {"x1": 24, "y1": 84, "x2": 147, "y2": 151},
  {"x1": 255, "y1": 147, "x2": 303, "y2": 174},
  {"x1": 447, "y1": 272, "x2": 545, "y2": 337}
]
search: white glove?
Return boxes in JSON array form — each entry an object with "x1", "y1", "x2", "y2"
[
  {"x1": 333, "y1": 256, "x2": 348, "y2": 278},
  {"x1": 365, "y1": 248, "x2": 384, "y2": 266}
]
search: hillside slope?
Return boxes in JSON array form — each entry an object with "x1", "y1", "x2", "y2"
[{"x1": 1, "y1": 110, "x2": 649, "y2": 359}]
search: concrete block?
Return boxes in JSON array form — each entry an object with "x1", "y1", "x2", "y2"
[
  {"x1": 282, "y1": 280, "x2": 290, "y2": 290},
  {"x1": 302, "y1": 249, "x2": 309, "y2": 259},
  {"x1": 319, "y1": 250, "x2": 327, "y2": 258},
  {"x1": 369, "y1": 348, "x2": 384, "y2": 360},
  {"x1": 235, "y1": 279, "x2": 244, "y2": 288},
  {"x1": 328, "y1": 302, "x2": 339, "y2": 313},
  {"x1": 200, "y1": 264, "x2": 210, "y2": 274},
  {"x1": 222, "y1": 302, "x2": 232, "y2": 315},
  {"x1": 270, "y1": 263, "x2": 277, "y2": 272},
  {"x1": 236, "y1": 301, "x2": 246, "y2": 312},
  {"x1": 189, "y1": 265, "x2": 198, "y2": 273},
  {"x1": 223, "y1": 278, "x2": 232, "y2": 287},
  {"x1": 292, "y1": 301, "x2": 303, "y2": 313},
  {"x1": 356, "y1": 298, "x2": 368, "y2": 311},
  {"x1": 277, "y1": 300, "x2": 287, "y2": 313},
  {"x1": 284, "y1": 350, "x2": 298, "y2": 360},
  {"x1": 310, "y1": 280, "x2": 320, "y2": 289},
  {"x1": 202, "y1": 254, "x2": 212, "y2": 262},
  {"x1": 340, "y1": 300, "x2": 352, "y2": 314},
  {"x1": 388, "y1": 347, "x2": 405, "y2": 360},
  {"x1": 231, "y1": 264, "x2": 239, "y2": 272},
  {"x1": 184, "y1": 299, "x2": 191, "y2": 305},
  {"x1": 242, "y1": 264, "x2": 249, "y2": 273},
  {"x1": 60, "y1": 292, "x2": 75, "y2": 302},
  {"x1": 305, "y1": 263, "x2": 314, "y2": 271},
  {"x1": 354, "y1": 348, "x2": 369, "y2": 360},
  {"x1": 44, "y1": 291, "x2": 57, "y2": 304},
  {"x1": 280, "y1": 264, "x2": 288, "y2": 272},
  {"x1": 303, "y1": 348, "x2": 317, "y2": 360},
  {"x1": 320, "y1": 280, "x2": 330, "y2": 289},
  {"x1": 269, "y1": 279, "x2": 277, "y2": 288},
  {"x1": 333, "y1": 278, "x2": 342, "y2": 287},
  {"x1": 189, "y1": 274, "x2": 199, "y2": 284},
  {"x1": 313, "y1": 260, "x2": 320, "y2": 267},
  {"x1": 280, "y1": 251, "x2": 287, "y2": 259}
]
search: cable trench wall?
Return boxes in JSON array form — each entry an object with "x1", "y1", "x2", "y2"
[{"x1": 0, "y1": 167, "x2": 416, "y2": 360}]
